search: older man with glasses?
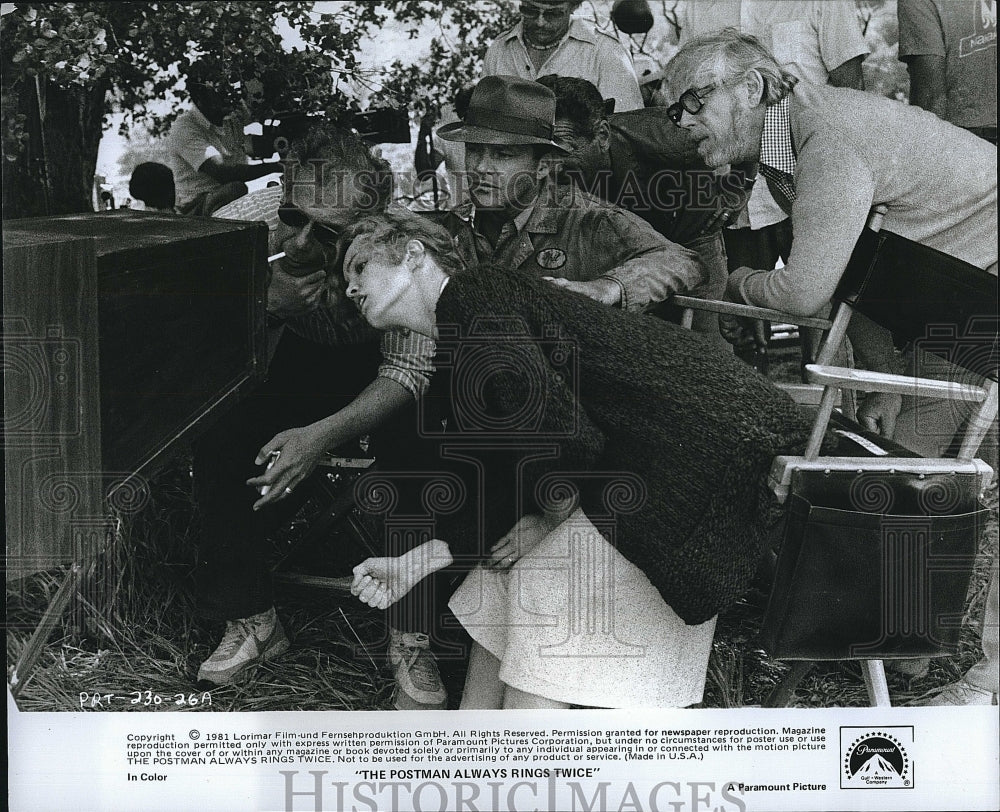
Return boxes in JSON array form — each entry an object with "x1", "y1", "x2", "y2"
[
  {"x1": 663, "y1": 29, "x2": 998, "y2": 706},
  {"x1": 483, "y1": 0, "x2": 644, "y2": 113},
  {"x1": 673, "y1": 3, "x2": 868, "y2": 371},
  {"x1": 661, "y1": 29, "x2": 996, "y2": 413}
]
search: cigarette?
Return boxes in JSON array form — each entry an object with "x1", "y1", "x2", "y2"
[
  {"x1": 259, "y1": 450, "x2": 280, "y2": 496},
  {"x1": 268, "y1": 251, "x2": 286, "y2": 264}
]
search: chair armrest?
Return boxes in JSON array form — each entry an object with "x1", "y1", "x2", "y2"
[
  {"x1": 805, "y1": 364, "x2": 990, "y2": 402},
  {"x1": 780, "y1": 383, "x2": 840, "y2": 407},
  {"x1": 769, "y1": 455, "x2": 994, "y2": 503},
  {"x1": 671, "y1": 295, "x2": 832, "y2": 330}
]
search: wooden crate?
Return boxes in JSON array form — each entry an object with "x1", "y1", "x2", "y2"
[{"x1": 3, "y1": 210, "x2": 268, "y2": 578}]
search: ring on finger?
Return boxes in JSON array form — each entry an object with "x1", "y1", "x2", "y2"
[{"x1": 284, "y1": 486, "x2": 294, "y2": 495}]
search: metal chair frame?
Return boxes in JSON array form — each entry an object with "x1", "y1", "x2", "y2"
[{"x1": 676, "y1": 206, "x2": 997, "y2": 706}]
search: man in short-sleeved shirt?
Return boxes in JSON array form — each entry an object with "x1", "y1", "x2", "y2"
[
  {"x1": 484, "y1": 1, "x2": 644, "y2": 113},
  {"x1": 168, "y1": 105, "x2": 246, "y2": 210},
  {"x1": 898, "y1": 0, "x2": 997, "y2": 140},
  {"x1": 167, "y1": 63, "x2": 281, "y2": 214}
]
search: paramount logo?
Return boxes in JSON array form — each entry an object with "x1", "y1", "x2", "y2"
[
  {"x1": 853, "y1": 754, "x2": 900, "y2": 782},
  {"x1": 841, "y1": 729, "x2": 913, "y2": 790}
]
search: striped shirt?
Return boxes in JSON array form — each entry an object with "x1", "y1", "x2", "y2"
[{"x1": 286, "y1": 303, "x2": 434, "y2": 399}]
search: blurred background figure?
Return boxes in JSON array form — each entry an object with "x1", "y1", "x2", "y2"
[
  {"x1": 484, "y1": 0, "x2": 644, "y2": 112},
  {"x1": 167, "y1": 59, "x2": 282, "y2": 216},
  {"x1": 898, "y1": 0, "x2": 997, "y2": 145},
  {"x1": 128, "y1": 162, "x2": 176, "y2": 212},
  {"x1": 631, "y1": 53, "x2": 667, "y2": 107},
  {"x1": 405, "y1": 85, "x2": 476, "y2": 213}
]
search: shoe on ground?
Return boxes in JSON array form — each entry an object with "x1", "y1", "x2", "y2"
[
  {"x1": 888, "y1": 657, "x2": 930, "y2": 678},
  {"x1": 388, "y1": 629, "x2": 447, "y2": 710},
  {"x1": 916, "y1": 678, "x2": 998, "y2": 706},
  {"x1": 197, "y1": 607, "x2": 289, "y2": 686}
]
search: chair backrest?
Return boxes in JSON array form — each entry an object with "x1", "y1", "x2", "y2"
[{"x1": 835, "y1": 229, "x2": 998, "y2": 380}]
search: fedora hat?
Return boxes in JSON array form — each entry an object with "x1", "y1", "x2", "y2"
[{"x1": 437, "y1": 75, "x2": 568, "y2": 151}]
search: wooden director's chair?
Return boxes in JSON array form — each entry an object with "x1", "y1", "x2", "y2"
[{"x1": 675, "y1": 206, "x2": 998, "y2": 707}]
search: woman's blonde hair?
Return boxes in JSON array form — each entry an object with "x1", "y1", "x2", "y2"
[{"x1": 345, "y1": 208, "x2": 466, "y2": 277}]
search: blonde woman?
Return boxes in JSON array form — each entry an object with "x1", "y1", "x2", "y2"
[{"x1": 343, "y1": 209, "x2": 810, "y2": 709}]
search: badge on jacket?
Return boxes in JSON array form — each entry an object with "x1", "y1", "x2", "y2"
[{"x1": 535, "y1": 248, "x2": 567, "y2": 270}]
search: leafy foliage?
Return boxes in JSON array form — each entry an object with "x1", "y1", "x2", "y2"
[
  {"x1": 1, "y1": 0, "x2": 908, "y2": 216},
  {"x1": 1, "y1": 3, "x2": 384, "y2": 136},
  {"x1": 368, "y1": 0, "x2": 519, "y2": 116},
  {"x1": 0, "y1": 1, "x2": 526, "y2": 214}
]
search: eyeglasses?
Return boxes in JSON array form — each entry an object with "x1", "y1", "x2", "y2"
[
  {"x1": 666, "y1": 83, "x2": 722, "y2": 125},
  {"x1": 277, "y1": 205, "x2": 342, "y2": 247},
  {"x1": 519, "y1": 3, "x2": 570, "y2": 23}
]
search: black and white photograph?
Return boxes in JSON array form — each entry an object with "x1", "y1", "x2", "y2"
[{"x1": 4, "y1": 1, "x2": 998, "y2": 810}]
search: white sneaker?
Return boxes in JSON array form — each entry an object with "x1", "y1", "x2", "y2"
[
  {"x1": 197, "y1": 607, "x2": 289, "y2": 685},
  {"x1": 388, "y1": 629, "x2": 447, "y2": 709}
]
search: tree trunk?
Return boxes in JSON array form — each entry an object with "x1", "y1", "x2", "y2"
[{"x1": 2, "y1": 75, "x2": 109, "y2": 219}]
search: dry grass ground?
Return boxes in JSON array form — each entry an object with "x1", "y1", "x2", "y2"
[{"x1": 6, "y1": 345, "x2": 997, "y2": 712}]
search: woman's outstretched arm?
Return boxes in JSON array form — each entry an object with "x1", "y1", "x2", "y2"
[{"x1": 350, "y1": 539, "x2": 454, "y2": 610}]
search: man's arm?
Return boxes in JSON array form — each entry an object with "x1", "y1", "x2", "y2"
[
  {"x1": 898, "y1": 0, "x2": 949, "y2": 118},
  {"x1": 827, "y1": 55, "x2": 866, "y2": 90},
  {"x1": 727, "y1": 126, "x2": 876, "y2": 316},
  {"x1": 849, "y1": 313, "x2": 906, "y2": 437},
  {"x1": 905, "y1": 54, "x2": 948, "y2": 118},
  {"x1": 592, "y1": 207, "x2": 705, "y2": 311},
  {"x1": 816, "y1": 0, "x2": 870, "y2": 90},
  {"x1": 199, "y1": 155, "x2": 283, "y2": 184}
]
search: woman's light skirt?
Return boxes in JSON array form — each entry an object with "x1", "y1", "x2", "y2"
[{"x1": 448, "y1": 509, "x2": 716, "y2": 708}]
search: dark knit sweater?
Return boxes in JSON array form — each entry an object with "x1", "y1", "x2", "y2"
[{"x1": 427, "y1": 265, "x2": 812, "y2": 624}]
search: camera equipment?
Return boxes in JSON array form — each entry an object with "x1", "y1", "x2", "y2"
[
  {"x1": 246, "y1": 105, "x2": 411, "y2": 158},
  {"x1": 347, "y1": 106, "x2": 411, "y2": 144}
]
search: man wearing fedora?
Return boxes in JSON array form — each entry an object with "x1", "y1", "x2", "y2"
[
  {"x1": 437, "y1": 74, "x2": 704, "y2": 311},
  {"x1": 484, "y1": 1, "x2": 644, "y2": 113}
]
